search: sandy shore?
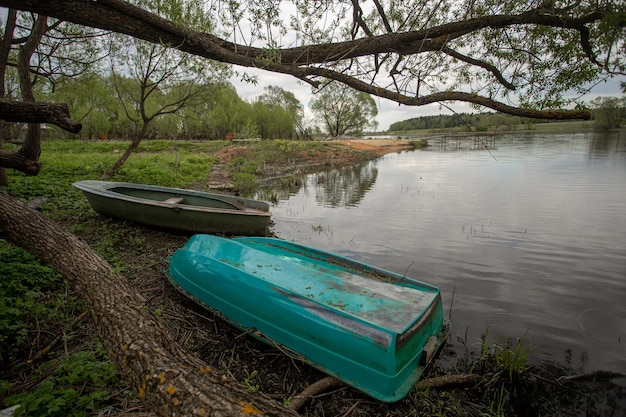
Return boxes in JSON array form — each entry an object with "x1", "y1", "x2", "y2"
[{"x1": 333, "y1": 138, "x2": 414, "y2": 155}]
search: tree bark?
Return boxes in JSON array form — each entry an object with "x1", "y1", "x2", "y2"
[
  {"x1": 0, "y1": 100, "x2": 82, "y2": 175},
  {"x1": 0, "y1": 8, "x2": 17, "y2": 186},
  {"x1": 0, "y1": 149, "x2": 40, "y2": 174},
  {"x1": 0, "y1": 100, "x2": 82, "y2": 133},
  {"x1": 0, "y1": 189, "x2": 298, "y2": 417},
  {"x1": 16, "y1": 14, "x2": 47, "y2": 161}
]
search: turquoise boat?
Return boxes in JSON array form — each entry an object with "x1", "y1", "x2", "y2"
[
  {"x1": 167, "y1": 235, "x2": 445, "y2": 402},
  {"x1": 73, "y1": 180, "x2": 271, "y2": 236}
]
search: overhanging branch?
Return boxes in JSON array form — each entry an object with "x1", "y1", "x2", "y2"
[
  {"x1": 303, "y1": 67, "x2": 591, "y2": 120},
  {"x1": 0, "y1": 99, "x2": 82, "y2": 133},
  {"x1": 0, "y1": 100, "x2": 81, "y2": 175},
  {"x1": 0, "y1": 0, "x2": 600, "y2": 120},
  {"x1": 441, "y1": 47, "x2": 517, "y2": 90},
  {"x1": 1, "y1": 1, "x2": 606, "y2": 67}
]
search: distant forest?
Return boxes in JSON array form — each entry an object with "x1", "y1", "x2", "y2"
[
  {"x1": 388, "y1": 100, "x2": 625, "y2": 131},
  {"x1": 388, "y1": 112, "x2": 538, "y2": 132}
]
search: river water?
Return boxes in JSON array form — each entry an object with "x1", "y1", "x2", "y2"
[{"x1": 262, "y1": 131, "x2": 626, "y2": 374}]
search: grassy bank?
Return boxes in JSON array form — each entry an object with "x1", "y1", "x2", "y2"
[{"x1": 1, "y1": 139, "x2": 624, "y2": 416}]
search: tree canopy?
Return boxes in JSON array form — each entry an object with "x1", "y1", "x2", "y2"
[
  {"x1": 1, "y1": 0, "x2": 624, "y2": 121},
  {"x1": 310, "y1": 83, "x2": 378, "y2": 136}
]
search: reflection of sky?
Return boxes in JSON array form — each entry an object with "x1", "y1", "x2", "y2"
[{"x1": 271, "y1": 131, "x2": 626, "y2": 373}]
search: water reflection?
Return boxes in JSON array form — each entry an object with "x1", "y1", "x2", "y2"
[
  {"x1": 267, "y1": 131, "x2": 626, "y2": 375},
  {"x1": 588, "y1": 130, "x2": 626, "y2": 160},
  {"x1": 312, "y1": 162, "x2": 378, "y2": 207},
  {"x1": 427, "y1": 134, "x2": 498, "y2": 152},
  {"x1": 258, "y1": 160, "x2": 379, "y2": 208}
]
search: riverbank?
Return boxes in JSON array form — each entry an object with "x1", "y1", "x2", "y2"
[
  {"x1": 333, "y1": 138, "x2": 415, "y2": 155},
  {"x1": 1, "y1": 138, "x2": 624, "y2": 417}
]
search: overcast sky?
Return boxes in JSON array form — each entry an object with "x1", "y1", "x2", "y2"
[
  {"x1": 223, "y1": 3, "x2": 625, "y2": 132},
  {"x1": 229, "y1": 66, "x2": 481, "y2": 132},
  {"x1": 230, "y1": 65, "x2": 625, "y2": 132}
]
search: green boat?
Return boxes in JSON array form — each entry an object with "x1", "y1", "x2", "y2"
[
  {"x1": 73, "y1": 180, "x2": 271, "y2": 236},
  {"x1": 167, "y1": 235, "x2": 445, "y2": 402}
]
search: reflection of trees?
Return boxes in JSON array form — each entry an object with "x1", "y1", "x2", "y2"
[
  {"x1": 255, "y1": 174, "x2": 306, "y2": 202},
  {"x1": 588, "y1": 130, "x2": 626, "y2": 160},
  {"x1": 313, "y1": 161, "x2": 378, "y2": 208},
  {"x1": 256, "y1": 160, "x2": 378, "y2": 207}
]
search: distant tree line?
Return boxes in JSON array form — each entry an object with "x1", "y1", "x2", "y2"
[
  {"x1": 388, "y1": 112, "x2": 534, "y2": 132},
  {"x1": 590, "y1": 96, "x2": 626, "y2": 129},
  {"x1": 5, "y1": 71, "x2": 384, "y2": 143},
  {"x1": 389, "y1": 95, "x2": 626, "y2": 133}
]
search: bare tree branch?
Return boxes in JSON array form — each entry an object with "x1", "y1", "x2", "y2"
[
  {"x1": 300, "y1": 67, "x2": 591, "y2": 120},
  {"x1": 350, "y1": 0, "x2": 373, "y2": 38},
  {"x1": 372, "y1": 0, "x2": 393, "y2": 33},
  {"x1": 441, "y1": 46, "x2": 516, "y2": 90}
]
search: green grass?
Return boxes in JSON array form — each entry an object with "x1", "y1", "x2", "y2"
[
  {"x1": 2, "y1": 345, "x2": 130, "y2": 417},
  {"x1": 5, "y1": 138, "x2": 354, "y2": 205},
  {"x1": 0, "y1": 242, "x2": 83, "y2": 368},
  {"x1": 0, "y1": 139, "x2": 225, "y2": 416},
  {"x1": 0, "y1": 241, "x2": 129, "y2": 417},
  {"x1": 4, "y1": 139, "x2": 222, "y2": 218}
]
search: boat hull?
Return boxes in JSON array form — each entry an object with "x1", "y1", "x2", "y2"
[
  {"x1": 167, "y1": 235, "x2": 445, "y2": 402},
  {"x1": 73, "y1": 180, "x2": 270, "y2": 235}
]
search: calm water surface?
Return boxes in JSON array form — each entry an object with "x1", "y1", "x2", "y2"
[{"x1": 264, "y1": 131, "x2": 626, "y2": 373}]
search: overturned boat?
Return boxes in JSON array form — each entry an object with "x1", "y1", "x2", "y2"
[{"x1": 167, "y1": 234, "x2": 445, "y2": 402}]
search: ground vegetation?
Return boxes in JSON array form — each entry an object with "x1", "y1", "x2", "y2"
[{"x1": 1, "y1": 138, "x2": 624, "y2": 417}]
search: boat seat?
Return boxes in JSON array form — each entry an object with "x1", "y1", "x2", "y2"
[{"x1": 164, "y1": 197, "x2": 184, "y2": 204}]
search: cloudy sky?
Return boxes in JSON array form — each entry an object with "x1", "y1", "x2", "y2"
[
  {"x1": 220, "y1": 1, "x2": 625, "y2": 133},
  {"x1": 230, "y1": 66, "x2": 625, "y2": 132},
  {"x1": 229, "y1": 66, "x2": 476, "y2": 132}
]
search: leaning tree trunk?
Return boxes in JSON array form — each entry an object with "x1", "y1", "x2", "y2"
[
  {"x1": 101, "y1": 135, "x2": 141, "y2": 179},
  {"x1": 0, "y1": 190, "x2": 298, "y2": 417},
  {"x1": 101, "y1": 119, "x2": 149, "y2": 179}
]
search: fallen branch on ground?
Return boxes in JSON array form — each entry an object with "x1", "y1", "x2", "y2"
[
  {"x1": 558, "y1": 370, "x2": 625, "y2": 384},
  {"x1": 289, "y1": 373, "x2": 483, "y2": 411}
]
